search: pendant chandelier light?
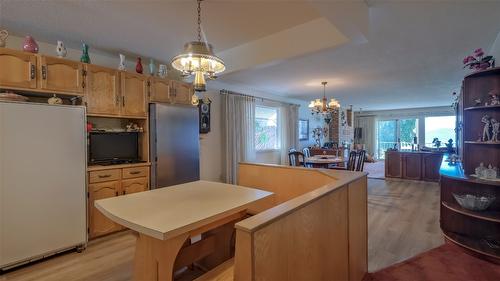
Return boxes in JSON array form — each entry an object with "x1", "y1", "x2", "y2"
[
  {"x1": 308, "y1": 82, "x2": 340, "y2": 122},
  {"x1": 171, "y1": 0, "x2": 225, "y2": 92}
]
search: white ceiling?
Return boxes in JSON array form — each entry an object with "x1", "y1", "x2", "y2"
[{"x1": 1, "y1": 0, "x2": 499, "y2": 110}]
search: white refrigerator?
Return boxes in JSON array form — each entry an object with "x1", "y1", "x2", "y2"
[{"x1": 0, "y1": 102, "x2": 87, "y2": 270}]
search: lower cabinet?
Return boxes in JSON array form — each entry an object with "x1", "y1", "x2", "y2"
[
  {"x1": 385, "y1": 151, "x2": 443, "y2": 182},
  {"x1": 402, "y1": 153, "x2": 422, "y2": 180},
  {"x1": 88, "y1": 165, "x2": 149, "y2": 239}
]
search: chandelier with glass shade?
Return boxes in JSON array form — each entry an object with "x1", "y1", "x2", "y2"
[
  {"x1": 308, "y1": 81, "x2": 340, "y2": 123},
  {"x1": 171, "y1": 0, "x2": 225, "y2": 94}
]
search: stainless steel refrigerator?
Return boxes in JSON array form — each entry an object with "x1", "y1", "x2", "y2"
[{"x1": 149, "y1": 103, "x2": 200, "y2": 189}]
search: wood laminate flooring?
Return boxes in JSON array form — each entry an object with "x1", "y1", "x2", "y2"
[{"x1": 0, "y1": 178, "x2": 443, "y2": 280}]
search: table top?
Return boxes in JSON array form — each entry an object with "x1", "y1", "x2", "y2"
[
  {"x1": 95, "y1": 180, "x2": 274, "y2": 240},
  {"x1": 305, "y1": 155, "x2": 344, "y2": 164}
]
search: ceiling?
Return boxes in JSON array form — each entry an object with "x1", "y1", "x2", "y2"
[{"x1": 1, "y1": 0, "x2": 499, "y2": 110}]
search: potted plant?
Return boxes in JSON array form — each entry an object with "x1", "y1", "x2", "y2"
[
  {"x1": 432, "y1": 138, "x2": 442, "y2": 149},
  {"x1": 463, "y1": 48, "x2": 495, "y2": 71},
  {"x1": 445, "y1": 139, "x2": 455, "y2": 153}
]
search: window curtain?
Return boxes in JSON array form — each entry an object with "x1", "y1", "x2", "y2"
[
  {"x1": 280, "y1": 104, "x2": 299, "y2": 165},
  {"x1": 221, "y1": 91, "x2": 256, "y2": 184},
  {"x1": 357, "y1": 115, "x2": 376, "y2": 157}
]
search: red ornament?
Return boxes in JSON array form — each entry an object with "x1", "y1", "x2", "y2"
[
  {"x1": 86, "y1": 122, "x2": 93, "y2": 132},
  {"x1": 136, "y1": 57, "x2": 143, "y2": 74}
]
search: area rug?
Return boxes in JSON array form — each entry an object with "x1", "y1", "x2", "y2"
[
  {"x1": 363, "y1": 161, "x2": 385, "y2": 179},
  {"x1": 363, "y1": 242, "x2": 500, "y2": 281}
]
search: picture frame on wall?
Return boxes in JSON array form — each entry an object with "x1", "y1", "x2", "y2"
[{"x1": 299, "y1": 119, "x2": 309, "y2": 141}]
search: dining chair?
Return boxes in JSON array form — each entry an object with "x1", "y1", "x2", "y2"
[
  {"x1": 288, "y1": 151, "x2": 305, "y2": 167},
  {"x1": 302, "y1": 147, "x2": 311, "y2": 158},
  {"x1": 331, "y1": 150, "x2": 366, "y2": 172}
]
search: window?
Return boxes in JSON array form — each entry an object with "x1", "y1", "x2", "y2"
[
  {"x1": 255, "y1": 106, "x2": 280, "y2": 150},
  {"x1": 424, "y1": 116, "x2": 456, "y2": 147},
  {"x1": 377, "y1": 118, "x2": 418, "y2": 159}
]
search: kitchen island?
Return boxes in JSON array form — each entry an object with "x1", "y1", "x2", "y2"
[{"x1": 385, "y1": 150, "x2": 443, "y2": 181}]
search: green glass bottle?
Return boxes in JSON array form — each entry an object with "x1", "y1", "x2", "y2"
[{"x1": 80, "y1": 43, "x2": 90, "y2": 63}]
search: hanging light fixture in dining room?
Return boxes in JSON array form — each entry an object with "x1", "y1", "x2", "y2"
[
  {"x1": 171, "y1": 0, "x2": 225, "y2": 93},
  {"x1": 308, "y1": 81, "x2": 341, "y2": 123}
]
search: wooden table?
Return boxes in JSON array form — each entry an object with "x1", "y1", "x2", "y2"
[
  {"x1": 95, "y1": 180, "x2": 273, "y2": 281},
  {"x1": 305, "y1": 155, "x2": 345, "y2": 168}
]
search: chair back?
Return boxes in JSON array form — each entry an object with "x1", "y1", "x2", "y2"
[
  {"x1": 346, "y1": 150, "x2": 366, "y2": 171},
  {"x1": 355, "y1": 150, "x2": 366, "y2": 171},
  {"x1": 289, "y1": 148, "x2": 297, "y2": 153},
  {"x1": 288, "y1": 151, "x2": 305, "y2": 167},
  {"x1": 302, "y1": 147, "x2": 311, "y2": 158}
]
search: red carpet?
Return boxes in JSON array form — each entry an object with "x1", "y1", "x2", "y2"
[{"x1": 364, "y1": 242, "x2": 500, "y2": 281}]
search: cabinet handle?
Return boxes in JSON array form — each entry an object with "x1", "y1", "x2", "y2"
[
  {"x1": 129, "y1": 171, "x2": 141, "y2": 175},
  {"x1": 115, "y1": 95, "x2": 120, "y2": 106},
  {"x1": 98, "y1": 174, "x2": 111, "y2": 178},
  {"x1": 41, "y1": 65, "x2": 47, "y2": 80},
  {"x1": 115, "y1": 191, "x2": 119, "y2": 196},
  {"x1": 123, "y1": 190, "x2": 126, "y2": 195},
  {"x1": 122, "y1": 96, "x2": 125, "y2": 107},
  {"x1": 30, "y1": 63, "x2": 36, "y2": 80}
]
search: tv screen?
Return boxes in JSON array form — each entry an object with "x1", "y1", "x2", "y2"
[{"x1": 89, "y1": 132, "x2": 139, "y2": 164}]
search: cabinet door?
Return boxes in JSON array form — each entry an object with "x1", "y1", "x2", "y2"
[
  {"x1": 402, "y1": 154, "x2": 422, "y2": 180},
  {"x1": 422, "y1": 154, "x2": 443, "y2": 182},
  {"x1": 170, "y1": 80, "x2": 193, "y2": 105},
  {"x1": 150, "y1": 77, "x2": 171, "y2": 103},
  {"x1": 121, "y1": 72, "x2": 147, "y2": 117},
  {"x1": 122, "y1": 177, "x2": 148, "y2": 195},
  {"x1": 85, "y1": 65, "x2": 120, "y2": 115},
  {"x1": 0, "y1": 48, "x2": 37, "y2": 89},
  {"x1": 39, "y1": 56, "x2": 84, "y2": 94},
  {"x1": 385, "y1": 152, "x2": 402, "y2": 178},
  {"x1": 89, "y1": 181, "x2": 121, "y2": 238}
]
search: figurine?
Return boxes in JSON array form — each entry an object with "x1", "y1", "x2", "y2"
[
  {"x1": 47, "y1": 94, "x2": 63, "y2": 105},
  {"x1": 484, "y1": 165, "x2": 498, "y2": 180},
  {"x1": 135, "y1": 57, "x2": 143, "y2": 74},
  {"x1": 481, "y1": 115, "x2": 491, "y2": 141},
  {"x1": 489, "y1": 93, "x2": 500, "y2": 106},
  {"x1": 148, "y1": 59, "x2": 156, "y2": 76},
  {"x1": 491, "y1": 118, "x2": 499, "y2": 142},
  {"x1": 56, "y1": 41, "x2": 67, "y2": 58},
  {"x1": 22, "y1": 35, "x2": 39, "y2": 53},
  {"x1": 118, "y1": 54, "x2": 126, "y2": 70},
  {"x1": 475, "y1": 162, "x2": 486, "y2": 176},
  {"x1": 80, "y1": 43, "x2": 90, "y2": 63},
  {"x1": 0, "y1": 29, "x2": 8, "y2": 47},
  {"x1": 474, "y1": 98, "x2": 482, "y2": 106}
]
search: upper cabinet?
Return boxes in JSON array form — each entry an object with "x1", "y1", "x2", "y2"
[
  {"x1": 149, "y1": 77, "x2": 171, "y2": 103},
  {"x1": 121, "y1": 72, "x2": 147, "y2": 117},
  {"x1": 85, "y1": 65, "x2": 121, "y2": 116},
  {"x1": 38, "y1": 56, "x2": 84, "y2": 94},
  {"x1": 170, "y1": 80, "x2": 194, "y2": 105},
  {"x1": 0, "y1": 48, "x2": 37, "y2": 89}
]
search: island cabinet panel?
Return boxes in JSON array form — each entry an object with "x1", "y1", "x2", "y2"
[
  {"x1": 0, "y1": 48, "x2": 37, "y2": 89},
  {"x1": 149, "y1": 77, "x2": 171, "y2": 103},
  {"x1": 421, "y1": 153, "x2": 443, "y2": 181},
  {"x1": 89, "y1": 180, "x2": 122, "y2": 238},
  {"x1": 122, "y1": 177, "x2": 148, "y2": 195},
  {"x1": 85, "y1": 65, "x2": 121, "y2": 115},
  {"x1": 121, "y1": 72, "x2": 147, "y2": 117},
  {"x1": 385, "y1": 151, "x2": 402, "y2": 178},
  {"x1": 402, "y1": 153, "x2": 422, "y2": 180},
  {"x1": 170, "y1": 80, "x2": 193, "y2": 105},
  {"x1": 38, "y1": 56, "x2": 84, "y2": 94}
]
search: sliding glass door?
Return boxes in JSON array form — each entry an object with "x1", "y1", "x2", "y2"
[{"x1": 377, "y1": 118, "x2": 418, "y2": 159}]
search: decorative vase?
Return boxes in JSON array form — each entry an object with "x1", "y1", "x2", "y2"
[
  {"x1": 118, "y1": 54, "x2": 126, "y2": 70},
  {"x1": 0, "y1": 29, "x2": 8, "y2": 48},
  {"x1": 136, "y1": 57, "x2": 143, "y2": 74},
  {"x1": 22, "y1": 36, "x2": 39, "y2": 53},
  {"x1": 56, "y1": 40, "x2": 67, "y2": 58},
  {"x1": 80, "y1": 43, "x2": 90, "y2": 63},
  {"x1": 149, "y1": 59, "x2": 156, "y2": 76},
  {"x1": 158, "y1": 64, "x2": 167, "y2": 78}
]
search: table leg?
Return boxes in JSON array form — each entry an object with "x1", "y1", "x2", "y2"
[{"x1": 133, "y1": 233, "x2": 190, "y2": 281}]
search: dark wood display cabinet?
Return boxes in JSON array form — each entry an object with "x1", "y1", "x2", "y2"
[{"x1": 440, "y1": 67, "x2": 500, "y2": 263}]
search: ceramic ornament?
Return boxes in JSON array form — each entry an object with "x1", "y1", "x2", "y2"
[
  {"x1": 56, "y1": 41, "x2": 67, "y2": 58},
  {"x1": 149, "y1": 59, "x2": 156, "y2": 76},
  {"x1": 80, "y1": 43, "x2": 90, "y2": 63},
  {"x1": 0, "y1": 29, "x2": 8, "y2": 47},
  {"x1": 118, "y1": 54, "x2": 126, "y2": 70},
  {"x1": 22, "y1": 36, "x2": 39, "y2": 53},
  {"x1": 136, "y1": 57, "x2": 143, "y2": 74},
  {"x1": 158, "y1": 64, "x2": 167, "y2": 78}
]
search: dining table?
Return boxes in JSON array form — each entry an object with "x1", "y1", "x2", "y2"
[
  {"x1": 305, "y1": 155, "x2": 346, "y2": 168},
  {"x1": 95, "y1": 180, "x2": 274, "y2": 281}
]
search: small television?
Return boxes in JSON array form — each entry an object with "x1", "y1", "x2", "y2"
[{"x1": 89, "y1": 132, "x2": 139, "y2": 164}]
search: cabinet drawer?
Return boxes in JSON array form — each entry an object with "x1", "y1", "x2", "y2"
[
  {"x1": 89, "y1": 169, "x2": 121, "y2": 183},
  {"x1": 122, "y1": 166, "x2": 148, "y2": 179}
]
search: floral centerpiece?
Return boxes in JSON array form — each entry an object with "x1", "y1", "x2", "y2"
[{"x1": 463, "y1": 48, "x2": 495, "y2": 71}]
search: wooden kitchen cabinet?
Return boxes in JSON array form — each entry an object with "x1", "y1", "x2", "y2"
[
  {"x1": 385, "y1": 151, "x2": 443, "y2": 182},
  {"x1": 149, "y1": 77, "x2": 171, "y2": 103},
  {"x1": 402, "y1": 153, "x2": 422, "y2": 180},
  {"x1": 121, "y1": 72, "x2": 147, "y2": 117},
  {"x1": 122, "y1": 177, "x2": 148, "y2": 195},
  {"x1": 38, "y1": 56, "x2": 84, "y2": 94},
  {"x1": 88, "y1": 180, "x2": 122, "y2": 238},
  {"x1": 85, "y1": 65, "x2": 121, "y2": 116},
  {"x1": 170, "y1": 80, "x2": 194, "y2": 105},
  {"x1": 421, "y1": 153, "x2": 443, "y2": 181},
  {"x1": 385, "y1": 151, "x2": 402, "y2": 178},
  {"x1": 0, "y1": 48, "x2": 37, "y2": 89}
]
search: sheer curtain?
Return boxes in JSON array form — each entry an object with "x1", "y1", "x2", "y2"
[
  {"x1": 357, "y1": 115, "x2": 376, "y2": 157},
  {"x1": 280, "y1": 104, "x2": 299, "y2": 165},
  {"x1": 221, "y1": 91, "x2": 255, "y2": 184}
]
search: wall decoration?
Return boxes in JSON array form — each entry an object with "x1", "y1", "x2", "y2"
[
  {"x1": 312, "y1": 127, "x2": 327, "y2": 147},
  {"x1": 299, "y1": 119, "x2": 309, "y2": 141},
  {"x1": 463, "y1": 48, "x2": 495, "y2": 71},
  {"x1": 340, "y1": 110, "x2": 347, "y2": 126},
  {"x1": 135, "y1": 57, "x2": 143, "y2": 74},
  {"x1": 149, "y1": 59, "x2": 156, "y2": 76},
  {"x1": 80, "y1": 43, "x2": 90, "y2": 63},
  {"x1": 346, "y1": 106, "x2": 353, "y2": 127},
  {"x1": 198, "y1": 98, "x2": 211, "y2": 134},
  {"x1": 22, "y1": 35, "x2": 39, "y2": 53},
  {"x1": 56, "y1": 40, "x2": 67, "y2": 58},
  {"x1": 0, "y1": 29, "x2": 9, "y2": 47},
  {"x1": 118, "y1": 54, "x2": 126, "y2": 70}
]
